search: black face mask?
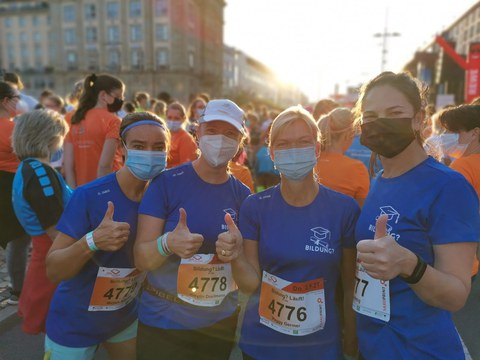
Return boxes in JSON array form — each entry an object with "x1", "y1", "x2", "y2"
[
  {"x1": 107, "y1": 97, "x2": 124, "y2": 113},
  {"x1": 360, "y1": 117, "x2": 416, "y2": 158}
]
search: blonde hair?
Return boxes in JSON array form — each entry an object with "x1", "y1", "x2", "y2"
[
  {"x1": 269, "y1": 105, "x2": 321, "y2": 147},
  {"x1": 13, "y1": 109, "x2": 69, "y2": 160},
  {"x1": 317, "y1": 107, "x2": 355, "y2": 150}
]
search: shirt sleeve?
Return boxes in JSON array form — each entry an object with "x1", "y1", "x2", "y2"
[
  {"x1": 239, "y1": 195, "x2": 259, "y2": 241},
  {"x1": 56, "y1": 187, "x2": 91, "y2": 240},
  {"x1": 138, "y1": 173, "x2": 168, "y2": 219},
  {"x1": 428, "y1": 177, "x2": 480, "y2": 245},
  {"x1": 105, "y1": 114, "x2": 121, "y2": 140},
  {"x1": 24, "y1": 165, "x2": 65, "y2": 230},
  {"x1": 341, "y1": 198, "x2": 361, "y2": 249}
]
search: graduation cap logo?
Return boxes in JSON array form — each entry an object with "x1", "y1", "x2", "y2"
[
  {"x1": 310, "y1": 227, "x2": 331, "y2": 248},
  {"x1": 223, "y1": 208, "x2": 237, "y2": 221},
  {"x1": 377, "y1": 206, "x2": 400, "y2": 224}
]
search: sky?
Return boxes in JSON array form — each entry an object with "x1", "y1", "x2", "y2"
[{"x1": 224, "y1": 0, "x2": 478, "y2": 102}]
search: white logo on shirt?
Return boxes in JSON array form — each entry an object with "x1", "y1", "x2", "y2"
[
  {"x1": 221, "y1": 208, "x2": 237, "y2": 230},
  {"x1": 305, "y1": 227, "x2": 335, "y2": 254},
  {"x1": 368, "y1": 206, "x2": 401, "y2": 241}
]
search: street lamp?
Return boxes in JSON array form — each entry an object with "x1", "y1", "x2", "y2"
[{"x1": 374, "y1": 8, "x2": 400, "y2": 72}]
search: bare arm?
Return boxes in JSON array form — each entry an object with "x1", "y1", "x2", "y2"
[
  {"x1": 97, "y1": 138, "x2": 118, "y2": 178},
  {"x1": 231, "y1": 240, "x2": 261, "y2": 295},
  {"x1": 63, "y1": 142, "x2": 76, "y2": 188},
  {"x1": 341, "y1": 248, "x2": 358, "y2": 357}
]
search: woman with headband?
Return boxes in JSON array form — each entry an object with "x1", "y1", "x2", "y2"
[{"x1": 45, "y1": 112, "x2": 170, "y2": 360}]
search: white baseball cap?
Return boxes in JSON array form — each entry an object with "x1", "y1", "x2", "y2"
[{"x1": 199, "y1": 99, "x2": 246, "y2": 135}]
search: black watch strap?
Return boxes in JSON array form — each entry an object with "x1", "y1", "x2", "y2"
[{"x1": 399, "y1": 254, "x2": 427, "y2": 284}]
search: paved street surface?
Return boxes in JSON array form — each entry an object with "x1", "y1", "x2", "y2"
[{"x1": 0, "y1": 247, "x2": 478, "y2": 359}]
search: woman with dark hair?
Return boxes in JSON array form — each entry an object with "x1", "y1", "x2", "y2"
[
  {"x1": 186, "y1": 97, "x2": 206, "y2": 137},
  {"x1": 64, "y1": 73, "x2": 125, "y2": 188},
  {"x1": 45, "y1": 112, "x2": 170, "y2": 360},
  {"x1": 354, "y1": 72, "x2": 480, "y2": 359},
  {"x1": 0, "y1": 80, "x2": 30, "y2": 305}
]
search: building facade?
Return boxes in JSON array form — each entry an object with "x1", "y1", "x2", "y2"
[
  {"x1": 0, "y1": 0, "x2": 225, "y2": 104},
  {"x1": 404, "y1": 1, "x2": 480, "y2": 105}
]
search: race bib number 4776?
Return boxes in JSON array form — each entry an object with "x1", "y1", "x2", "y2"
[{"x1": 258, "y1": 271, "x2": 325, "y2": 336}]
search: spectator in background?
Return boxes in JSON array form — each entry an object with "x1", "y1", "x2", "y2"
[
  {"x1": 64, "y1": 73, "x2": 124, "y2": 188},
  {"x1": 157, "y1": 91, "x2": 171, "y2": 105},
  {"x1": 312, "y1": 98, "x2": 338, "y2": 121},
  {"x1": 254, "y1": 123, "x2": 280, "y2": 192},
  {"x1": 134, "y1": 92, "x2": 150, "y2": 113},
  {"x1": 44, "y1": 94, "x2": 66, "y2": 115},
  {"x1": 316, "y1": 107, "x2": 370, "y2": 207},
  {"x1": 65, "y1": 80, "x2": 84, "y2": 113},
  {"x1": 165, "y1": 101, "x2": 198, "y2": 168},
  {"x1": 196, "y1": 92, "x2": 210, "y2": 103},
  {"x1": 0, "y1": 81, "x2": 30, "y2": 305},
  {"x1": 229, "y1": 147, "x2": 255, "y2": 193},
  {"x1": 186, "y1": 97, "x2": 207, "y2": 138},
  {"x1": 3, "y1": 72, "x2": 38, "y2": 112},
  {"x1": 123, "y1": 101, "x2": 136, "y2": 115},
  {"x1": 152, "y1": 99, "x2": 167, "y2": 119},
  {"x1": 38, "y1": 89, "x2": 55, "y2": 109}
]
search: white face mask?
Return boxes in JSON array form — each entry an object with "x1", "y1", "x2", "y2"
[
  {"x1": 199, "y1": 134, "x2": 239, "y2": 167},
  {"x1": 167, "y1": 120, "x2": 183, "y2": 132},
  {"x1": 444, "y1": 133, "x2": 470, "y2": 159}
]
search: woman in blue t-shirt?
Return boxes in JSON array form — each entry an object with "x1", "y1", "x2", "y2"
[
  {"x1": 353, "y1": 71, "x2": 480, "y2": 360},
  {"x1": 134, "y1": 99, "x2": 251, "y2": 360},
  {"x1": 217, "y1": 105, "x2": 360, "y2": 360},
  {"x1": 45, "y1": 112, "x2": 169, "y2": 360}
]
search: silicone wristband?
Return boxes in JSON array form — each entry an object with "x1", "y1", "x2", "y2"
[
  {"x1": 85, "y1": 231, "x2": 98, "y2": 252},
  {"x1": 156, "y1": 233, "x2": 171, "y2": 257},
  {"x1": 400, "y1": 254, "x2": 427, "y2": 284}
]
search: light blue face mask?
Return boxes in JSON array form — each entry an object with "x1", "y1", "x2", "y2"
[
  {"x1": 125, "y1": 149, "x2": 167, "y2": 181},
  {"x1": 273, "y1": 146, "x2": 317, "y2": 181},
  {"x1": 167, "y1": 120, "x2": 183, "y2": 132}
]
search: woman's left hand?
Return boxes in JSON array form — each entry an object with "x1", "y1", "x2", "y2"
[{"x1": 357, "y1": 215, "x2": 416, "y2": 280}]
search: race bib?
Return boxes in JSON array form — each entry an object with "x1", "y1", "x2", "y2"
[
  {"x1": 258, "y1": 271, "x2": 325, "y2": 336},
  {"x1": 89, "y1": 267, "x2": 145, "y2": 311},
  {"x1": 352, "y1": 261, "x2": 390, "y2": 321},
  {"x1": 177, "y1": 254, "x2": 236, "y2": 307}
]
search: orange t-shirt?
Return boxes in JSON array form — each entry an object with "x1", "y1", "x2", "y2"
[
  {"x1": 229, "y1": 161, "x2": 255, "y2": 193},
  {"x1": 450, "y1": 154, "x2": 480, "y2": 276},
  {"x1": 167, "y1": 129, "x2": 198, "y2": 168},
  {"x1": 65, "y1": 108, "x2": 122, "y2": 186},
  {"x1": 0, "y1": 118, "x2": 19, "y2": 173},
  {"x1": 315, "y1": 152, "x2": 370, "y2": 200}
]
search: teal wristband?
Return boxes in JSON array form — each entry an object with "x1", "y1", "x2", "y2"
[
  {"x1": 156, "y1": 233, "x2": 171, "y2": 257},
  {"x1": 85, "y1": 231, "x2": 98, "y2": 252}
]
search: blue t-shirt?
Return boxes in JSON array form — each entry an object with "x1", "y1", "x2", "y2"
[
  {"x1": 355, "y1": 157, "x2": 480, "y2": 360},
  {"x1": 239, "y1": 185, "x2": 360, "y2": 360},
  {"x1": 138, "y1": 162, "x2": 251, "y2": 330},
  {"x1": 47, "y1": 173, "x2": 140, "y2": 347},
  {"x1": 12, "y1": 158, "x2": 72, "y2": 236}
]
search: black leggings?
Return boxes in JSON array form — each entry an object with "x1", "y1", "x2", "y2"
[{"x1": 137, "y1": 309, "x2": 239, "y2": 360}]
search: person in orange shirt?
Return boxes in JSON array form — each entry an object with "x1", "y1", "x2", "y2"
[
  {"x1": 229, "y1": 148, "x2": 255, "y2": 192},
  {"x1": 439, "y1": 104, "x2": 480, "y2": 278},
  {"x1": 0, "y1": 81, "x2": 30, "y2": 305},
  {"x1": 165, "y1": 102, "x2": 198, "y2": 168},
  {"x1": 315, "y1": 107, "x2": 370, "y2": 207},
  {"x1": 64, "y1": 74, "x2": 125, "y2": 188}
]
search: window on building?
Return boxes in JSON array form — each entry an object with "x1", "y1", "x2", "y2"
[
  {"x1": 85, "y1": 4, "x2": 96, "y2": 20},
  {"x1": 65, "y1": 29, "x2": 76, "y2": 45},
  {"x1": 7, "y1": 47, "x2": 15, "y2": 62},
  {"x1": 156, "y1": 48, "x2": 169, "y2": 68},
  {"x1": 32, "y1": 16, "x2": 40, "y2": 27},
  {"x1": 106, "y1": 2, "x2": 119, "y2": 19},
  {"x1": 156, "y1": 24, "x2": 169, "y2": 42},
  {"x1": 33, "y1": 32, "x2": 41, "y2": 44},
  {"x1": 130, "y1": 0, "x2": 142, "y2": 17},
  {"x1": 107, "y1": 26, "x2": 120, "y2": 43},
  {"x1": 86, "y1": 27, "x2": 98, "y2": 43},
  {"x1": 87, "y1": 50, "x2": 99, "y2": 70},
  {"x1": 20, "y1": 32, "x2": 28, "y2": 44},
  {"x1": 67, "y1": 51, "x2": 78, "y2": 70},
  {"x1": 4, "y1": 17, "x2": 13, "y2": 28},
  {"x1": 130, "y1": 25, "x2": 143, "y2": 42},
  {"x1": 131, "y1": 49, "x2": 144, "y2": 70},
  {"x1": 20, "y1": 45, "x2": 28, "y2": 60},
  {"x1": 6, "y1": 32, "x2": 14, "y2": 45},
  {"x1": 34, "y1": 45, "x2": 43, "y2": 67},
  {"x1": 19, "y1": 16, "x2": 26, "y2": 27},
  {"x1": 108, "y1": 50, "x2": 121, "y2": 69},
  {"x1": 63, "y1": 5, "x2": 75, "y2": 22},
  {"x1": 155, "y1": 0, "x2": 168, "y2": 17}
]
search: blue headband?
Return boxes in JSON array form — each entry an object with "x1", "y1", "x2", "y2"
[{"x1": 120, "y1": 120, "x2": 166, "y2": 138}]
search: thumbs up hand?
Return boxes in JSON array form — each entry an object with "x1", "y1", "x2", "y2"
[
  {"x1": 216, "y1": 213, "x2": 243, "y2": 262},
  {"x1": 91, "y1": 201, "x2": 131, "y2": 251},
  {"x1": 357, "y1": 214, "x2": 414, "y2": 281},
  {"x1": 167, "y1": 208, "x2": 204, "y2": 259}
]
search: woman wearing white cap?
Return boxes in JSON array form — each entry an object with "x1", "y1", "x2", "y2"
[{"x1": 134, "y1": 99, "x2": 251, "y2": 360}]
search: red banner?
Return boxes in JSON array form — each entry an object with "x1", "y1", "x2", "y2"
[{"x1": 465, "y1": 43, "x2": 480, "y2": 103}]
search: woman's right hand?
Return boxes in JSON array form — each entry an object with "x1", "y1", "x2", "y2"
[
  {"x1": 91, "y1": 201, "x2": 131, "y2": 251},
  {"x1": 166, "y1": 208, "x2": 204, "y2": 258}
]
